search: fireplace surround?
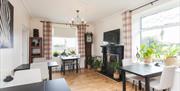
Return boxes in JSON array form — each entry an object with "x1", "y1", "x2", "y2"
[{"x1": 101, "y1": 44, "x2": 124, "y2": 81}]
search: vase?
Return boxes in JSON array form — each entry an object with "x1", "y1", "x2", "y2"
[
  {"x1": 97, "y1": 67, "x2": 101, "y2": 72},
  {"x1": 164, "y1": 57, "x2": 177, "y2": 66},
  {"x1": 113, "y1": 71, "x2": 120, "y2": 79},
  {"x1": 87, "y1": 65, "x2": 91, "y2": 69},
  {"x1": 144, "y1": 57, "x2": 152, "y2": 64}
]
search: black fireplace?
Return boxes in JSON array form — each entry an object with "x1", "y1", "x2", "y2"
[{"x1": 101, "y1": 44, "x2": 124, "y2": 81}]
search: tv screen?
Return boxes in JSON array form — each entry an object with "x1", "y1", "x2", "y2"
[{"x1": 103, "y1": 29, "x2": 120, "y2": 44}]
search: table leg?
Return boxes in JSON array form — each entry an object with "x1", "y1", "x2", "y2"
[
  {"x1": 145, "y1": 77, "x2": 150, "y2": 91},
  {"x1": 48, "y1": 67, "x2": 52, "y2": 80},
  {"x1": 76, "y1": 59, "x2": 78, "y2": 73},
  {"x1": 122, "y1": 70, "x2": 126, "y2": 91},
  {"x1": 139, "y1": 80, "x2": 142, "y2": 90},
  {"x1": 63, "y1": 61, "x2": 65, "y2": 75}
]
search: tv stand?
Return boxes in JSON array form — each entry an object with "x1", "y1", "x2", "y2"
[{"x1": 100, "y1": 44, "x2": 124, "y2": 81}]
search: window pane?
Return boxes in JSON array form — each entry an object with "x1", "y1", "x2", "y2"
[
  {"x1": 52, "y1": 37, "x2": 78, "y2": 54},
  {"x1": 142, "y1": 7, "x2": 180, "y2": 29},
  {"x1": 141, "y1": 29, "x2": 162, "y2": 44},
  {"x1": 162, "y1": 26, "x2": 180, "y2": 44}
]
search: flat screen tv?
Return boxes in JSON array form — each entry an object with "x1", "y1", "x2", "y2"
[{"x1": 103, "y1": 29, "x2": 120, "y2": 44}]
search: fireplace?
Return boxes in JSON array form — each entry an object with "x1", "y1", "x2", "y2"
[
  {"x1": 101, "y1": 44, "x2": 124, "y2": 81},
  {"x1": 106, "y1": 53, "x2": 119, "y2": 75}
]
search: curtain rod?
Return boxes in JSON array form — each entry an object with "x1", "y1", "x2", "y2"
[
  {"x1": 130, "y1": 0, "x2": 159, "y2": 12},
  {"x1": 40, "y1": 21, "x2": 89, "y2": 27}
]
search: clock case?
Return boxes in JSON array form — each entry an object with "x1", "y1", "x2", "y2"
[{"x1": 85, "y1": 32, "x2": 93, "y2": 68}]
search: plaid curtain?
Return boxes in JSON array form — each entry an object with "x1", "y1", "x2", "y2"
[
  {"x1": 77, "y1": 25, "x2": 86, "y2": 57},
  {"x1": 122, "y1": 11, "x2": 132, "y2": 59},
  {"x1": 43, "y1": 21, "x2": 52, "y2": 59}
]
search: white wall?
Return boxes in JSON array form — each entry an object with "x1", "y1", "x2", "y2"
[
  {"x1": 0, "y1": 0, "x2": 30, "y2": 88},
  {"x1": 93, "y1": 12, "x2": 123, "y2": 56},
  {"x1": 30, "y1": 18, "x2": 43, "y2": 37}
]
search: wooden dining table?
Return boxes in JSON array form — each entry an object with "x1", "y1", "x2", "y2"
[
  {"x1": 60, "y1": 56, "x2": 80, "y2": 75},
  {"x1": 120, "y1": 63, "x2": 163, "y2": 91}
]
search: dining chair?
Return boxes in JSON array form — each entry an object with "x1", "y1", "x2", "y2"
[
  {"x1": 150, "y1": 66, "x2": 176, "y2": 91},
  {"x1": 30, "y1": 62, "x2": 49, "y2": 80},
  {"x1": 171, "y1": 68, "x2": 180, "y2": 91},
  {"x1": 139, "y1": 66, "x2": 176, "y2": 91},
  {"x1": 52, "y1": 57, "x2": 62, "y2": 72},
  {"x1": 122, "y1": 59, "x2": 142, "y2": 90}
]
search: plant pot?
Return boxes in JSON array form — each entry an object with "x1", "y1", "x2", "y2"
[
  {"x1": 113, "y1": 71, "x2": 120, "y2": 79},
  {"x1": 87, "y1": 65, "x2": 91, "y2": 69},
  {"x1": 97, "y1": 67, "x2": 101, "y2": 72},
  {"x1": 165, "y1": 57, "x2": 177, "y2": 66},
  {"x1": 144, "y1": 57, "x2": 152, "y2": 64}
]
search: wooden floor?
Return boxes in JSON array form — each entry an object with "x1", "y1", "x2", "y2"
[{"x1": 52, "y1": 69, "x2": 135, "y2": 91}]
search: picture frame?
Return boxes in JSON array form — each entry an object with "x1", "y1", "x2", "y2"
[{"x1": 0, "y1": 0, "x2": 14, "y2": 48}]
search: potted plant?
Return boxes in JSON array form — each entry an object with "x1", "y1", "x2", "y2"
[
  {"x1": 139, "y1": 44, "x2": 154, "y2": 64},
  {"x1": 69, "y1": 50, "x2": 76, "y2": 56},
  {"x1": 67, "y1": 49, "x2": 76, "y2": 56},
  {"x1": 87, "y1": 57, "x2": 94, "y2": 69},
  {"x1": 52, "y1": 51, "x2": 60, "y2": 65},
  {"x1": 53, "y1": 51, "x2": 59, "y2": 57},
  {"x1": 93, "y1": 58, "x2": 102, "y2": 71},
  {"x1": 164, "y1": 45, "x2": 179, "y2": 66},
  {"x1": 111, "y1": 60, "x2": 120, "y2": 79},
  {"x1": 150, "y1": 40, "x2": 163, "y2": 61},
  {"x1": 61, "y1": 50, "x2": 68, "y2": 56}
]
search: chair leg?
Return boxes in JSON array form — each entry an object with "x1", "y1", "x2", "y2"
[
  {"x1": 61, "y1": 65, "x2": 64, "y2": 74},
  {"x1": 168, "y1": 88, "x2": 170, "y2": 91},
  {"x1": 152, "y1": 88, "x2": 155, "y2": 91},
  {"x1": 78, "y1": 64, "x2": 81, "y2": 73},
  {"x1": 141, "y1": 87, "x2": 144, "y2": 91},
  {"x1": 134, "y1": 81, "x2": 138, "y2": 91},
  {"x1": 135, "y1": 85, "x2": 137, "y2": 91},
  {"x1": 132, "y1": 80, "x2": 135, "y2": 88},
  {"x1": 73, "y1": 64, "x2": 75, "y2": 71}
]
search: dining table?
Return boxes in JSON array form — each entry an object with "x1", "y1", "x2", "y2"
[
  {"x1": 60, "y1": 56, "x2": 80, "y2": 75},
  {"x1": 1, "y1": 78, "x2": 71, "y2": 91},
  {"x1": 48, "y1": 61, "x2": 59, "y2": 80},
  {"x1": 120, "y1": 63, "x2": 163, "y2": 91}
]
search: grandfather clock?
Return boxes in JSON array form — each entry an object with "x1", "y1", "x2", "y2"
[{"x1": 85, "y1": 32, "x2": 93, "y2": 68}]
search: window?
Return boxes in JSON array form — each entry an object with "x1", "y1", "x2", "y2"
[
  {"x1": 141, "y1": 7, "x2": 180, "y2": 44},
  {"x1": 52, "y1": 37, "x2": 78, "y2": 53},
  {"x1": 140, "y1": 7, "x2": 180, "y2": 56},
  {"x1": 52, "y1": 26, "x2": 78, "y2": 56}
]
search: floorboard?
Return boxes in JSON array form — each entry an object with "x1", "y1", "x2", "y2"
[{"x1": 52, "y1": 69, "x2": 135, "y2": 91}]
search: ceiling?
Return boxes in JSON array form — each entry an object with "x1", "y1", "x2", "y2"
[{"x1": 22, "y1": 0, "x2": 170, "y2": 23}]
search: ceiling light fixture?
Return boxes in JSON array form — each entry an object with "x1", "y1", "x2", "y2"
[{"x1": 70, "y1": 10, "x2": 86, "y2": 25}]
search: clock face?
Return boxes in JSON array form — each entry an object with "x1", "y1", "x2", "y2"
[{"x1": 86, "y1": 34, "x2": 92, "y2": 43}]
